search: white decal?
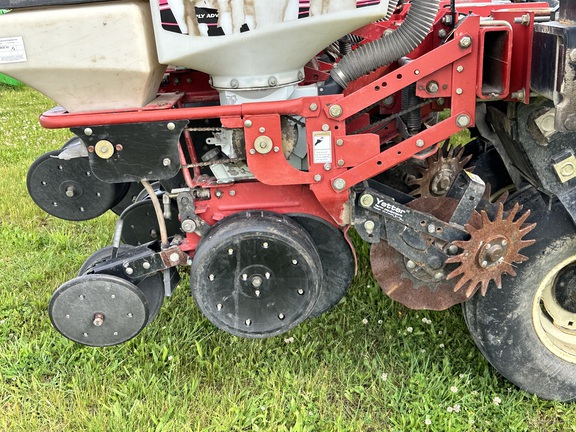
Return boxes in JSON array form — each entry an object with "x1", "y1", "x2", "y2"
[
  {"x1": 0, "y1": 37, "x2": 27, "y2": 64},
  {"x1": 312, "y1": 131, "x2": 332, "y2": 164}
]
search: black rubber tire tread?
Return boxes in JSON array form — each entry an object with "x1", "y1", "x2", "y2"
[{"x1": 463, "y1": 187, "x2": 576, "y2": 401}]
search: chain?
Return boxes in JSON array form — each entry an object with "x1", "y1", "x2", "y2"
[
  {"x1": 183, "y1": 157, "x2": 246, "y2": 169},
  {"x1": 186, "y1": 127, "x2": 223, "y2": 132},
  {"x1": 351, "y1": 100, "x2": 431, "y2": 135}
]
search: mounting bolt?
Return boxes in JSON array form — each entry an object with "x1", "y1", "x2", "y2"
[
  {"x1": 84, "y1": 128, "x2": 93, "y2": 136},
  {"x1": 170, "y1": 252, "x2": 180, "y2": 263},
  {"x1": 125, "y1": 267, "x2": 134, "y2": 275},
  {"x1": 456, "y1": 114, "x2": 471, "y2": 128},
  {"x1": 92, "y1": 313, "x2": 105, "y2": 327},
  {"x1": 229, "y1": 190, "x2": 236, "y2": 196},
  {"x1": 455, "y1": 88, "x2": 463, "y2": 95},
  {"x1": 336, "y1": 139, "x2": 344, "y2": 146},
  {"x1": 459, "y1": 36, "x2": 472, "y2": 48},
  {"x1": 322, "y1": 124, "x2": 330, "y2": 131},
  {"x1": 143, "y1": 261, "x2": 151, "y2": 270},
  {"x1": 406, "y1": 260, "x2": 416, "y2": 269},
  {"x1": 329, "y1": 104, "x2": 343, "y2": 118},
  {"x1": 337, "y1": 159, "x2": 345, "y2": 167},
  {"x1": 273, "y1": 146, "x2": 280, "y2": 153},
  {"x1": 437, "y1": 98, "x2": 445, "y2": 106},
  {"x1": 360, "y1": 194, "x2": 374, "y2": 207},
  {"x1": 268, "y1": 76, "x2": 278, "y2": 87},
  {"x1": 259, "y1": 127, "x2": 266, "y2": 133},
  {"x1": 231, "y1": 79, "x2": 240, "y2": 89},
  {"x1": 456, "y1": 65, "x2": 464, "y2": 73},
  {"x1": 426, "y1": 81, "x2": 439, "y2": 94},
  {"x1": 249, "y1": 149, "x2": 256, "y2": 155},
  {"x1": 251, "y1": 276, "x2": 263, "y2": 288},
  {"x1": 414, "y1": 69, "x2": 420, "y2": 75},
  {"x1": 65, "y1": 185, "x2": 76, "y2": 198},
  {"x1": 167, "y1": 122, "x2": 176, "y2": 131},
  {"x1": 332, "y1": 178, "x2": 347, "y2": 191},
  {"x1": 438, "y1": 29, "x2": 447, "y2": 38},
  {"x1": 314, "y1": 174, "x2": 322, "y2": 182},
  {"x1": 181, "y1": 219, "x2": 197, "y2": 233},
  {"x1": 383, "y1": 96, "x2": 395, "y2": 107},
  {"x1": 427, "y1": 224, "x2": 436, "y2": 234},
  {"x1": 434, "y1": 272, "x2": 445, "y2": 281},
  {"x1": 481, "y1": 260, "x2": 488, "y2": 268},
  {"x1": 448, "y1": 244, "x2": 459, "y2": 255},
  {"x1": 324, "y1": 163, "x2": 332, "y2": 171},
  {"x1": 244, "y1": 120, "x2": 253, "y2": 128},
  {"x1": 416, "y1": 139, "x2": 425, "y2": 148},
  {"x1": 309, "y1": 103, "x2": 318, "y2": 111},
  {"x1": 163, "y1": 158, "x2": 171, "y2": 166},
  {"x1": 364, "y1": 220, "x2": 375, "y2": 234}
]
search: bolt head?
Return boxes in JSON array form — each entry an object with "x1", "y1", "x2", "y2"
[
  {"x1": 438, "y1": 29, "x2": 447, "y2": 38},
  {"x1": 167, "y1": 122, "x2": 176, "y2": 131},
  {"x1": 125, "y1": 267, "x2": 134, "y2": 275},
  {"x1": 163, "y1": 158, "x2": 171, "y2": 166},
  {"x1": 309, "y1": 103, "x2": 318, "y2": 111},
  {"x1": 332, "y1": 178, "x2": 347, "y2": 191},
  {"x1": 324, "y1": 163, "x2": 332, "y2": 171},
  {"x1": 329, "y1": 104, "x2": 343, "y2": 118},
  {"x1": 360, "y1": 194, "x2": 374, "y2": 207},
  {"x1": 460, "y1": 36, "x2": 472, "y2": 48},
  {"x1": 244, "y1": 120, "x2": 253, "y2": 128},
  {"x1": 336, "y1": 139, "x2": 344, "y2": 146},
  {"x1": 426, "y1": 81, "x2": 439, "y2": 94},
  {"x1": 406, "y1": 260, "x2": 416, "y2": 270},
  {"x1": 143, "y1": 262, "x2": 151, "y2": 270},
  {"x1": 364, "y1": 220, "x2": 375, "y2": 232},
  {"x1": 337, "y1": 159, "x2": 345, "y2": 167},
  {"x1": 84, "y1": 128, "x2": 93, "y2": 136},
  {"x1": 170, "y1": 252, "x2": 180, "y2": 263},
  {"x1": 456, "y1": 114, "x2": 471, "y2": 128},
  {"x1": 181, "y1": 219, "x2": 197, "y2": 233},
  {"x1": 314, "y1": 174, "x2": 322, "y2": 182},
  {"x1": 416, "y1": 139, "x2": 425, "y2": 148}
]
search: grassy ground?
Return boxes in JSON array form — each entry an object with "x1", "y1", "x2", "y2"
[{"x1": 1, "y1": 84, "x2": 575, "y2": 431}]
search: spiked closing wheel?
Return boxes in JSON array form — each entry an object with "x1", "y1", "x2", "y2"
[
  {"x1": 409, "y1": 147, "x2": 472, "y2": 198},
  {"x1": 445, "y1": 202, "x2": 536, "y2": 297},
  {"x1": 190, "y1": 211, "x2": 322, "y2": 338}
]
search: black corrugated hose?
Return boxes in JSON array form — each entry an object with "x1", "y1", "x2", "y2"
[{"x1": 323, "y1": 0, "x2": 441, "y2": 92}]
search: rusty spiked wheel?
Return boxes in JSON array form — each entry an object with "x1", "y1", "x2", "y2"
[{"x1": 463, "y1": 188, "x2": 576, "y2": 401}]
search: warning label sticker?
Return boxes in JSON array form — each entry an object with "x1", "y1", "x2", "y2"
[
  {"x1": 0, "y1": 37, "x2": 27, "y2": 64},
  {"x1": 312, "y1": 131, "x2": 332, "y2": 164}
]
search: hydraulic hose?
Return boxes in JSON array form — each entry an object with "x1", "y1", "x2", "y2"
[{"x1": 328, "y1": 0, "x2": 441, "y2": 90}]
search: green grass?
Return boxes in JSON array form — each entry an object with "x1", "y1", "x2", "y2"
[{"x1": 1, "y1": 84, "x2": 575, "y2": 431}]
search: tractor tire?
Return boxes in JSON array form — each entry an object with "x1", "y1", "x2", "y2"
[{"x1": 463, "y1": 187, "x2": 576, "y2": 401}]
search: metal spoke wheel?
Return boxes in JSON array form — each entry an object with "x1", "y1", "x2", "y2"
[
  {"x1": 77, "y1": 245, "x2": 165, "y2": 325},
  {"x1": 464, "y1": 188, "x2": 576, "y2": 401},
  {"x1": 190, "y1": 211, "x2": 322, "y2": 338},
  {"x1": 49, "y1": 274, "x2": 150, "y2": 347}
]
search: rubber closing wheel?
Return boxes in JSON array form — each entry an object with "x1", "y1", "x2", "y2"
[
  {"x1": 191, "y1": 211, "x2": 322, "y2": 338},
  {"x1": 27, "y1": 150, "x2": 117, "y2": 221},
  {"x1": 289, "y1": 214, "x2": 355, "y2": 318},
  {"x1": 77, "y1": 245, "x2": 164, "y2": 325},
  {"x1": 49, "y1": 274, "x2": 149, "y2": 347},
  {"x1": 464, "y1": 188, "x2": 576, "y2": 401}
]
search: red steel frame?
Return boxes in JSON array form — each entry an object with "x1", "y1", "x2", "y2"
[{"x1": 37, "y1": 2, "x2": 547, "y2": 251}]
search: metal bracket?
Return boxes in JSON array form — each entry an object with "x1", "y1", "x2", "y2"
[{"x1": 447, "y1": 170, "x2": 486, "y2": 226}]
